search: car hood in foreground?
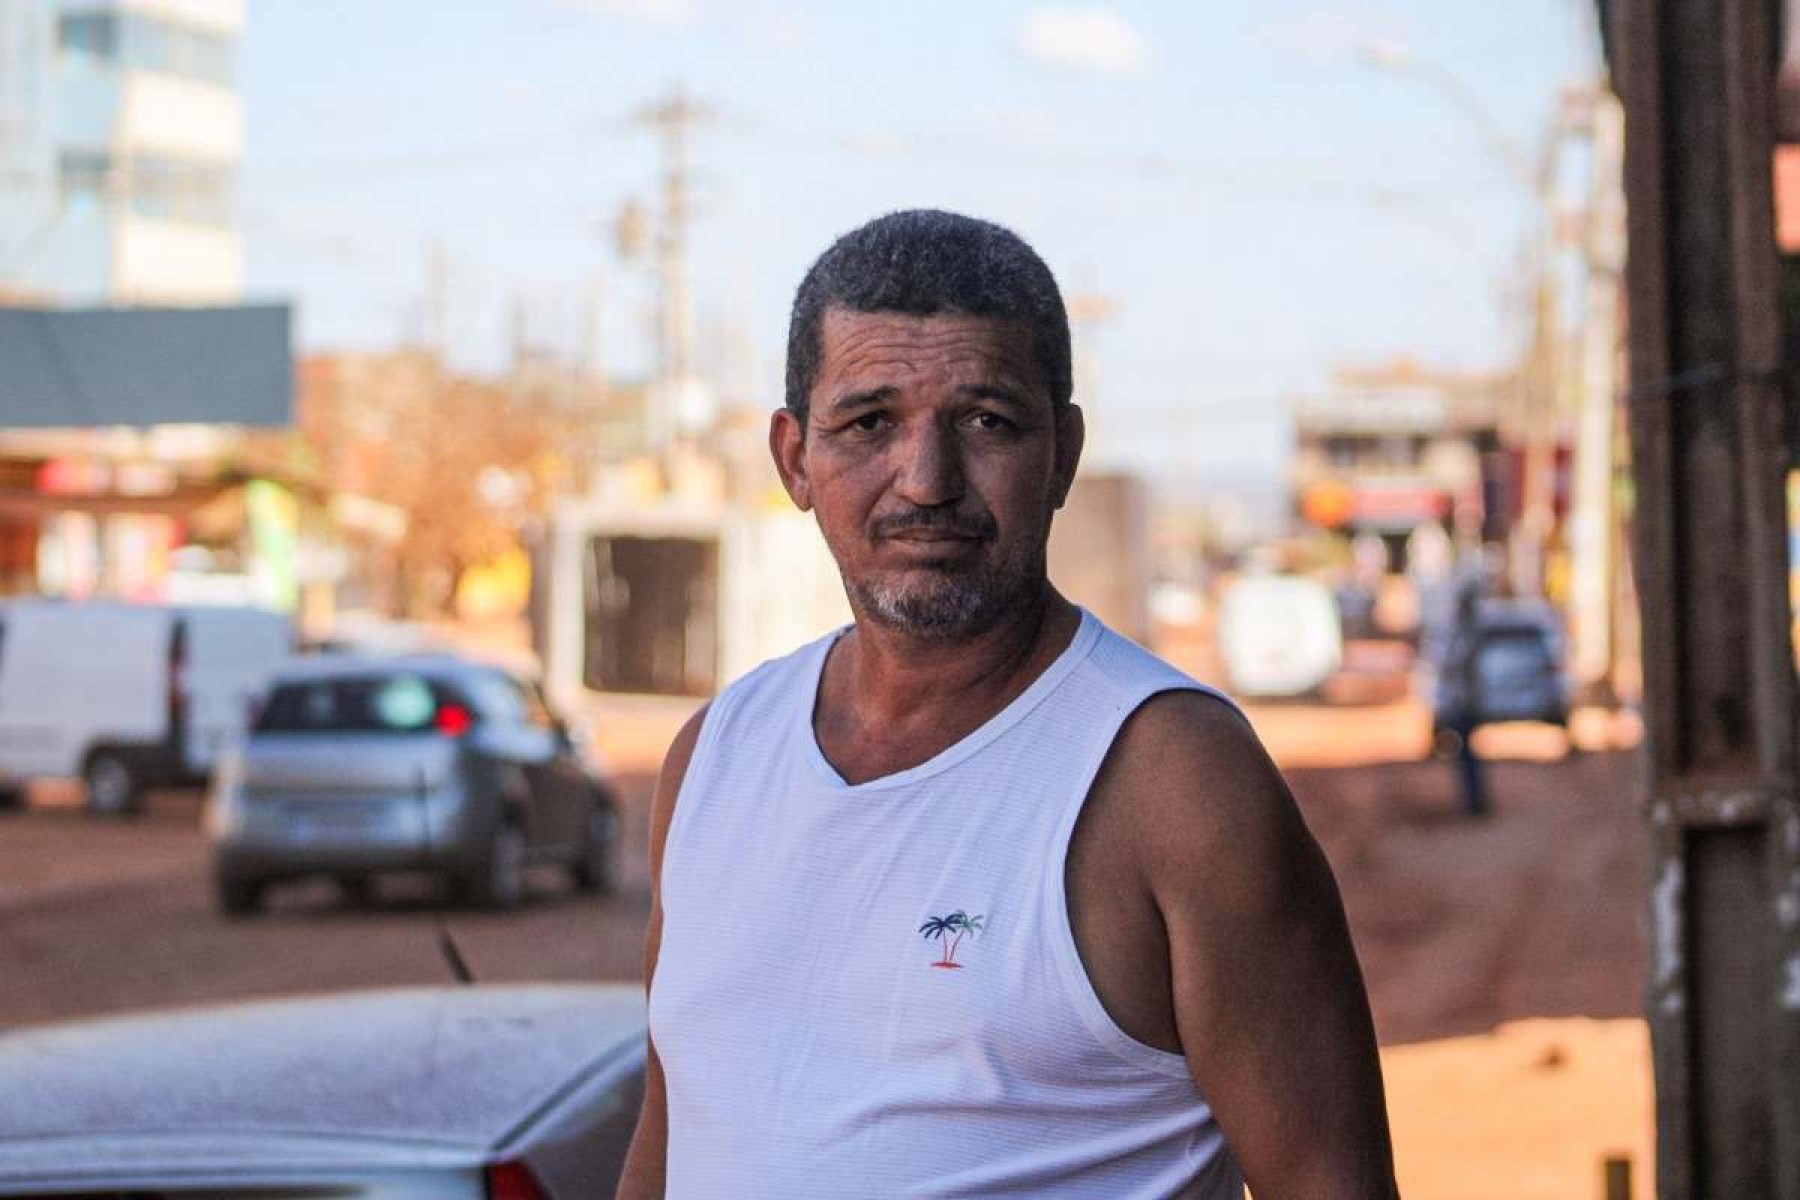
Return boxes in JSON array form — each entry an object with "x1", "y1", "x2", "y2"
[{"x1": 0, "y1": 984, "x2": 644, "y2": 1185}]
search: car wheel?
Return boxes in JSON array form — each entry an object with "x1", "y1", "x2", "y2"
[
  {"x1": 571, "y1": 803, "x2": 618, "y2": 895},
  {"x1": 83, "y1": 751, "x2": 141, "y2": 818},
  {"x1": 458, "y1": 820, "x2": 527, "y2": 910},
  {"x1": 1549, "y1": 710, "x2": 1582, "y2": 757},
  {"x1": 0, "y1": 787, "x2": 24, "y2": 813},
  {"x1": 337, "y1": 875, "x2": 376, "y2": 908},
  {"x1": 216, "y1": 872, "x2": 265, "y2": 916}
]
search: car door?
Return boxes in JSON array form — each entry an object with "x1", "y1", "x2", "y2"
[
  {"x1": 468, "y1": 671, "x2": 572, "y2": 853},
  {"x1": 517, "y1": 677, "x2": 591, "y2": 852}
]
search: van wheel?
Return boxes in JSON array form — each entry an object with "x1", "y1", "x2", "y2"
[
  {"x1": 455, "y1": 820, "x2": 526, "y2": 910},
  {"x1": 83, "y1": 751, "x2": 141, "y2": 818},
  {"x1": 337, "y1": 876, "x2": 376, "y2": 908}
]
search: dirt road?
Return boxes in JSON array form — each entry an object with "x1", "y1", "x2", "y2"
[
  {"x1": 0, "y1": 774, "x2": 656, "y2": 1030},
  {"x1": 0, "y1": 697, "x2": 1653, "y2": 1197},
  {"x1": 0, "y1": 699, "x2": 1645, "y2": 1048}
]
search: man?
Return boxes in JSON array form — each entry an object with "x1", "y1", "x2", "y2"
[
  {"x1": 619, "y1": 210, "x2": 1398, "y2": 1198},
  {"x1": 1441, "y1": 576, "x2": 1492, "y2": 818}
]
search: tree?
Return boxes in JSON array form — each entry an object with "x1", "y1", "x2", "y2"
[
  {"x1": 296, "y1": 351, "x2": 610, "y2": 617},
  {"x1": 919, "y1": 910, "x2": 985, "y2": 969}
]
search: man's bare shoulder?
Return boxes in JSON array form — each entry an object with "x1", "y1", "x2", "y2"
[
  {"x1": 1094, "y1": 688, "x2": 1315, "y2": 902},
  {"x1": 649, "y1": 703, "x2": 711, "y2": 877},
  {"x1": 661, "y1": 703, "x2": 711, "y2": 786},
  {"x1": 1096, "y1": 689, "x2": 1394, "y2": 1197},
  {"x1": 1099, "y1": 688, "x2": 1274, "y2": 817}
]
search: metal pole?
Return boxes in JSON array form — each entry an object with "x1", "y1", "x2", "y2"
[
  {"x1": 1613, "y1": 0, "x2": 1800, "y2": 1196},
  {"x1": 1567, "y1": 90, "x2": 1627, "y2": 701},
  {"x1": 1360, "y1": 41, "x2": 1564, "y2": 598}
]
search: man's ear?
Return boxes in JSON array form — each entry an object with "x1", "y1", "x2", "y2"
[
  {"x1": 769, "y1": 407, "x2": 813, "y2": 512},
  {"x1": 1052, "y1": 404, "x2": 1085, "y2": 509}
]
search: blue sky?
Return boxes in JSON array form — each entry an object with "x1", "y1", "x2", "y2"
[{"x1": 240, "y1": 1, "x2": 1594, "y2": 507}]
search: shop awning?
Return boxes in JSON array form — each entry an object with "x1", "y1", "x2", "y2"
[{"x1": 0, "y1": 304, "x2": 291, "y2": 429}]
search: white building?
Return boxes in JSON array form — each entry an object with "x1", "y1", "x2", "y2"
[
  {"x1": 0, "y1": 0, "x2": 243, "y2": 305},
  {"x1": 0, "y1": 0, "x2": 256, "y2": 604}
]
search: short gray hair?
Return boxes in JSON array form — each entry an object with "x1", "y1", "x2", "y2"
[{"x1": 784, "y1": 209, "x2": 1072, "y2": 423}]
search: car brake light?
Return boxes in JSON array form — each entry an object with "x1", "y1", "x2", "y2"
[
  {"x1": 484, "y1": 1159, "x2": 550, "y2": 1200},
  {"x1": 434, "y1": 703, "x2": 474, "y2": 738}
]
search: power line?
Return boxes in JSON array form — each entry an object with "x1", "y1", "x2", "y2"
[
  {"x1": 237, "y1": 99, "x2": 1511, "y2": 250},
  {"x1": 243, "y1": 115, "x2": 634, "y2": 189}
]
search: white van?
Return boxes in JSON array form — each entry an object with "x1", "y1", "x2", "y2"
[
  {"x1": 1216, "y1": 575, "x2": 1344, "y2": 699},
  {"x1": 0, "y1": 600, "x2": 293, "y2": 815}
]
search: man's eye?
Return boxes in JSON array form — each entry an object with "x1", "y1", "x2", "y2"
[
  {"x1": 966, "y1": 412, "x2": 1013, "y2": 432},
  {"x1": 850, "y1": 412, "x2": 887, "y2": 433}
]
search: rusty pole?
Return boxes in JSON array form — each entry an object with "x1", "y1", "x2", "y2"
[{"x1": 1611, "y1": 0, "x2": 1800, "y2": 1195}]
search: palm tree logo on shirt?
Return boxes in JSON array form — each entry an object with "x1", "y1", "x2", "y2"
[{"x1": 919, "y1": 910, "x2": 986, "y2": 969}]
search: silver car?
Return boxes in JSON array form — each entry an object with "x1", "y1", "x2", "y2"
[
  {"x1": 0, "y1": 984, "x2": 646, "y2": 1198},
  {"x1": 210, "y1": 654, "x2": 619, "y2": 913}
]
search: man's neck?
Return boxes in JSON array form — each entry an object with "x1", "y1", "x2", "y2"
[{"x1": 814, "y1": 585, "x2": 1081, "y2": 784}]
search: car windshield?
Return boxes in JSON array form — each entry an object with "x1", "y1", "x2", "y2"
[
  {"x1": 254, "y1": 673, "x2": 446, "y2": 734},
  {"x1": 1481, "y1": 631, "x2": 1554, "y2": 668}
]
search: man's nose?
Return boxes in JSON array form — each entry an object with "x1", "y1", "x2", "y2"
[{"x1": 894, "y1": 422, "x2": 967, "y2": 507}]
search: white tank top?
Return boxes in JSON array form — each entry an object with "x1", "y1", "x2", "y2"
[{"x1": 651, "y1": 609, "x2": 1246, "y2": 1198}]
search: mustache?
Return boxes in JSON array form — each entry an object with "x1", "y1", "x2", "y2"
[{"x1": 870, "y1": 507, "x2": 998, "y2": 542}]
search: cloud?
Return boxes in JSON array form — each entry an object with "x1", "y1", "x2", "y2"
[
  {"x1": 496, "y1": 76, "x2": 551, "y2": 116},
  {"x1": 722, "y1": 7, "x2": 814, "y2": 51},
  {"x1": 1256, "y1": 5, "x2": 1411, "y2": 62},
  {"x1": 547, "y1": 0, "x2": 698, "y2": 26},
  {"x1": 1018, "y1": 7, "x2": 1149, "y2": 76},
  {"x1": 971, "y1": 102, "x2": 1063, "y2": 151},
  {"x1": 756, "y1": 11, "x2": 814, "y2": 51}
]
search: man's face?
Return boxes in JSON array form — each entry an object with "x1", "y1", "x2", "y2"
[{"x1": 770, "y1": 308, "x2": 1083, "y2": 639}]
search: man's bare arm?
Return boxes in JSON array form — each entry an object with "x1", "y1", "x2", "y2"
[
  {"x1": 615, "y1": 704, "x2": 708, "y2": 1200},
  {"x1": 1117, "y1": 692, "x2": 1398, "y2": 1199}
]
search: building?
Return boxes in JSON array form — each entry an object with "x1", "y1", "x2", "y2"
[
  {"x1": 1048, "y1": 472, "x2": 1153, "y2": 644},
  {"x1": 1289, "y1": 358, "x2": 1514, "y2": 570},
  {"x1": 0, "y1": 1, "x2": 303, "y2": 608},
  {"x1": 0, "y1": 0, "x2": 243, "y2": 304},
  {"x1": 534, "y1": 494, "x2": 848, "y2": 704}
]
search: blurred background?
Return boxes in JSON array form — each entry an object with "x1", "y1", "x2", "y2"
[{"x1": 0, "y1": 1, "x2": 1684, "y2": 1196}]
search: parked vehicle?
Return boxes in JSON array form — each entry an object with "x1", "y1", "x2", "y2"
[
  {"x1": 0, "y1": 984, "x2": 646, "y2": 1198},
  {"x1": 1215, "y1": 574, "x2": 1344, "y2": 699},
  {"x1": 1420, "y1": 600, "x2": 1571, "y2": 748},
  {"x1": 209, "y1": 654, "x2": 620, "y2": 913},
  {"x1": 0, "y1": 600, "x2": 293, "y2": 816}
]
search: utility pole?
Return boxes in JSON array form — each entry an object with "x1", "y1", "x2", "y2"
[
  {"x1": 1565, "y1": 85, "x2": 1628, "y2": 703},
  {"x1": 422, "y1": 239, "x2": 448, "y2": 358},
  {"x1": 633, "y1": 86, "x2": 715, "y2": 447},
  {"x1": 509, "y1": 290, "x2": 530, "y2": 376},
  {"x1": 578, "y1": 271, "x2": 604, "y2": 382},
  {"x1": 1359, "y1": 41, "x2": 1565, "y2": 599},
  {"x1": 1607, "y1": 0, "x2": 1800, "y2": 1196},
  {"x1": 1067, "y1": 290, "x2": 1118, "y2": 469},
  {"x1": 1068, "y1": 291, "x2": 1118, "y2": 402}
]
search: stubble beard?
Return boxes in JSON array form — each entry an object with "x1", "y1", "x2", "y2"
[{"x1": 845, "y1": 541, "x2": 1045, "y2": 640}]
